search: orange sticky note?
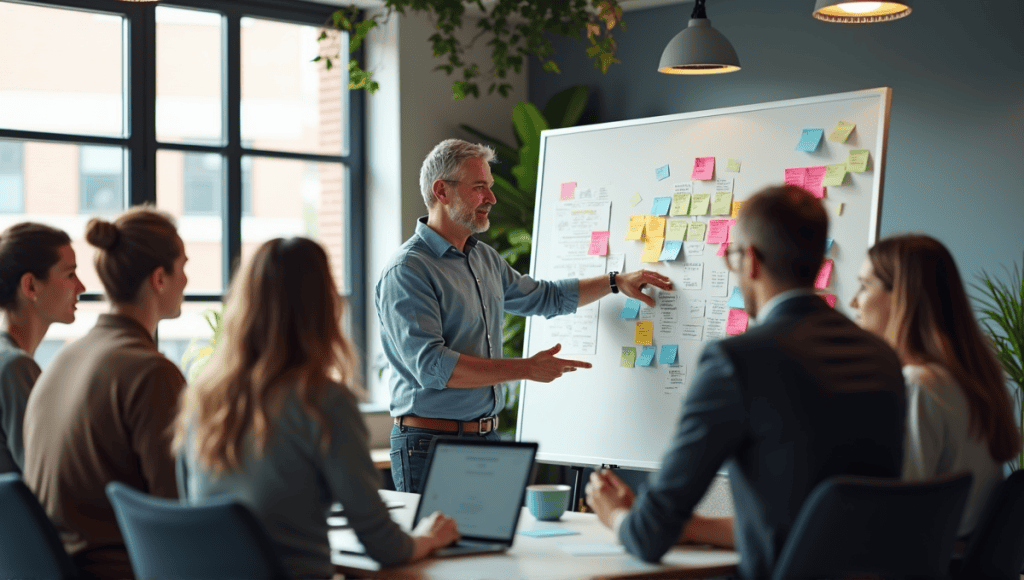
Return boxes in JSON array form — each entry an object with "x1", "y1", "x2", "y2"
[
  {"x1": 641, "y1": 237, "x2": 664, "y2": 263},
  {"x1": 626, "y1": 215, "x2": 645, "y2": 240},
  {"x1": 645, "y1": 215, "x2": 666, "y2": 238},
  {"x1": 731, "y1": 201, "x2": 744, "y2": 219},
  {"x1": 635, "y1": 320, "x2": 654, "y2": 345}
]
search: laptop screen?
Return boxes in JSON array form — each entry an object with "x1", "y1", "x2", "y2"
[{"x1": 414, "y1": 439, "x2": 538, "y2": 543}]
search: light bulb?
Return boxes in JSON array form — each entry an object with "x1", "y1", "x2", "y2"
[{"x1": 836, "y1": 2, "x2": 883, "y2": 13}]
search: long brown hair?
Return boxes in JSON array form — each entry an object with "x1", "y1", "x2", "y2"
[
  {"x1": 173, "y1": 237, "x2": 361, "y2": 472},
  {"x1": 869, "y1": 234, "x2": 1020, "y2": 463}
]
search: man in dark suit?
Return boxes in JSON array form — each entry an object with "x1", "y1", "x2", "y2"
[{"x1": 586, "y1": 184, "x2": 906, "y2": 580}]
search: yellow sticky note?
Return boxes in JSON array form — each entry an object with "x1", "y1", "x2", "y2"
[
  {"x1": 848, "y1": 149, "x2": 869, "y2": 172},
  {"x1": 645, "y1": 215, "x2": 666, "y2": 238},
  {"x1": 690, "y1": 193, "x2": 711, "y2": 215},
  {"x1": 828, "y1": 121, "x2": 856, "y2": 143},
  {"x1": 629, "y1": 193, "x2": 643, "y2": 207},
  {"x1": 686, "y1": 221, "x2": 707, "y2": 242},
  {"x1": 666, "y1": 220, "x2": 688, "y2": 241},
  {"x1": 726, "y1": 159, "x2": 741, "y2": 172},
  {"x1": 635, "y1": 321, "x2": 654, "y2": 346},
  {"x1": 670, "y1": 194, "x2": 691, "y2": 216},
  {"x1": 836, "y1": 202, "x2": 844, "y2": 216},
  {"x1": 626, "y1": 215, "x2": 645, "y2": 240},
  {"x1": 822, "y1": 163, "x2": 847, "y2": 187},
  {"x1": 621, "y1": 347, "x2": 637, "y2": 367},
  {"x1": 641, "y1": 237, "x2": 664, "y2": 263},
  {"x1": 710, "y1": 191, "x2": 733, "y2": 215},
  {"x1": 731, "y1": 201, "x2": 744, "y2": 219}
]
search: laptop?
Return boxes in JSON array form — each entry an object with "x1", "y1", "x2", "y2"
[{"x1": 413, "y1": 437, "x2": 538, "y2": 557}]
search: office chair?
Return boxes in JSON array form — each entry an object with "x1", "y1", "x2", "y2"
[
  {"x1": 105, "y1": 481, "x2": 291, "y2": 580},
  {"x1": 0, "y1": 472, "x2": 78, "y2": 580},
  {"x1": 953, "y1": 469, "x2": 1024, "y2": 580},
  {"x1": 771, "y1": 471, "x2": 973, "y2": 580}
]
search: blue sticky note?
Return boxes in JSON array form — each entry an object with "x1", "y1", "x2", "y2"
[
  {"x1": 637, "y1": 346, "x2": 657, "y2": 367},
  {"x1": 658, "y1": 240, "x2": 683, "y2": 261},
  {"x1": 728, "y1": 286, "x2": 745, "y2": 309},
  {"x1": 655, "y1": 164, "x2": 671, "y2": 181},
  {"x1": 651, "y1": 196, "x2": 672, "y2": 216},
  {"x1": 796, "y1": 128, "x2": 825, "y2": 152},
  {"x1": 620, "y1": 298, "x2": 642, "y2": 319},
  {"x1": 659, "y1": 344, "x2": 678, "y2": 365},
  {"x1": 825, "y1": 237, "x2": 834, "y2": 254},
  {"x1": 519, "y1": 528, "x2": 581, "y2": 538}
]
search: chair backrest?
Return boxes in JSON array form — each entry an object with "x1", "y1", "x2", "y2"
[
  {"x1": 955, "y1": 469, "x2": 1024, "y2": 580},
  {"x1": 771, "y1": 471, "x2": 973, "y2": 580},
  {"x1": 0, "y1": 473, "x2": 78, "y2": 580},
  {"x1": 105, "y1": 481, "x2": 291, "y2": 580}
]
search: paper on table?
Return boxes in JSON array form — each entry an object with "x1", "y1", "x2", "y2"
[
  {"x1": 822, "y1": 163, "x2": 847, "y2": 187},
  {"x1": 659, "y1": 344, "x2": 678, "y2": 365},
  {"x1": 651, "y1": 196, "x2": 672, "y2": 216},
  {"x1": 641, "y1": 237, "x2": 664, "y2": 263},
  {"x1": 726, "y1": 308, "x2": 749, "y2": 335},
  {"x1": 620, "y1": 298, "x2": 641, "y2": 319},
  {"x1": 685, "y1": 221, "x2": 707, "y2": 242},
  {"x1": 710, "y1": 191, "x2": 733, "y2": 215},
  {"x1": 655, "y1": 164, "x2": 670, "y2": 181},
  {"x1": 796, "y1": 128, "x2": 824, "y2": 152},
  {"x1": 637, "y1": 346, "x2": 657, "y2": 367},
  {"x1": 707, "y1": 219, "x2": 731, "y2": 244},
  {"x1": 629, "y1": 193, "x2": 642, "y2": 206},
  {"x1": 635, "y1": 321, "x2": 654, "y2": 345},
  {"x1": 645, "y1": 215, "x2": 666, "y2": 238},
  {"x1": 670, "y1": 193, "x2": 691, "y2": 216},
  {"x1": 828, "y1": 120, "x2": 856, "y2": 143},
  {"x1": 625, "y1": 215, "x2": 645, "y2": 240},
  {"x1": 848, "y1": 149, "x2": 869, "y2": 172},
  {"x1": 519, "y1": 528, "x2": 581, "y2": 538},
  {"x1": 560, "y1": 543, "x2": 626, "y2": 556},
  {"x1": 815, "y1": 259, "x2": 834, "y2": 289},
  {"x1": 587, "y1": 231, "x2": 609, "y2": 256},
  {"x1": 620, "y1": 347, "x2": 637, "y2": 368},
  {"x1": 560, "y1": 182, "x2": 577, "y2": 200},
  {"x1": 659, "y1": 240, "x2": 683, "y2": 261},
  {"x1": 691, "y1": 156, "x2": 715, "y2": 180},
  {"x1": 690, "y1": 193, "x2": 711, "y2": 215},
  {"x1": 666, "y1": 220, "x2": 688, "y2": 241},
  {"x1": 726, "y1": 159, "x2": 741, "y2": 172}
]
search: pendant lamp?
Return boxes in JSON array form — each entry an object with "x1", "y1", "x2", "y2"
[
  {"x1": 658, "y1": 0, "x2": 740, "y2": 75},
  {"x1": 812, "y1": 1, "x2": 912, "y2": 23}
]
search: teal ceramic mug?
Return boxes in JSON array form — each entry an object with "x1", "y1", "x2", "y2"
[{"x1": 526, "y1": 484, "x2": 571, "y2": 521}]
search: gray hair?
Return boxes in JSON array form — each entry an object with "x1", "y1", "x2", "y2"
[{"x1": 419, "y1": 139, "x2": 496, "y2": 208}]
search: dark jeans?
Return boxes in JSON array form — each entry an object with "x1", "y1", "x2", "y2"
[{"x1": 389, "y1": 424, "x2": 499, "y2": 494}]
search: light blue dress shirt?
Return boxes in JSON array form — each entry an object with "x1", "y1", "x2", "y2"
[{"x1": 375, "y1": 218, "x2": 579, "y2": 421}]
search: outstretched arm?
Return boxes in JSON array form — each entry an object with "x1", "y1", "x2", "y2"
[{"x1": 578, "y1": 270, "x2": 674, "y2": 308}]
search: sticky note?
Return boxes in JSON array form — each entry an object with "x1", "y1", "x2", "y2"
[
  {"x1": 725, "y1": 219, "x2": 737, "y2": 243},
  {"x1": 626, "y1": 215, "x2": 645, "y2": 240},
  {"x1": 726, "y1": 159, "x2": 741, "y2": 172},
  {"x1": 836, "y1": 203, "x2": 844, "y2": 216},
  {"x1": 848, "y1": 149, "x2": 869, "y2": 172},
  {"x1": 588, "y1": 231, "x2": 610, "y2": 256},
  {"x1": 796, "y1": 128, "x2": 824, "y2": 152},
  {"x1": 620, "y1": 298, "x2": 641, "y2": 319},
  {"x1": 637, "y1": 346, "x2": 657, "y2": 367},
  {"x1": 726, "y1": 308, "x2": 749, "y2": 335},
  {"x1": 716, "y1": 178, "x2": 734, "y2": 193},
  {"x1": 685, "y1": 221, "x2": 707, "y2": 242},
  {"x1": 641, "y1": 237, "x2": 664, "y2": 263},
  {"x1": 621, "y1": 347, "x2": 637, "y2": 368},
  {"x1": 822, "y1": 163, "x2": 847, "y2": 187},
  {"x1": 804, "y1": 166, "x2": 827, "y2": 199},
  {"x1": 825, "y1": 237, "x2": 834, "y2": 254},
  {"x1": 655, "y1": 164, "x2": 670, "y2": 181},
  {"x1": 670, "y1": 194, "x2": 691, "y2": 216},
  {"x1": 731, "y1": 201, "x2": 744, "y2": 219},
  {"x1": 560, "y1": 182, "x2": 577, "y2": 200},
  {"x1": 666, "y1": 220, "x2": 688, "y2": 241},
  {"x1": 785, "y1": 167, "x2": 806, "y2": 187},
  {"x1": 822, "y1": 294, "x2": 837, "y2": 308},
  {"x1": 651, "y1": 196, "x2": 672, "y2": 216},
  {"x1": 629, "y1": 193, "x2": 643, "y2": 207},
  {"x1": 635, "y1": 321, "x2": 654, "y2": 345},
  {"x1": 690, "y1": 193, "x2": 711, "y2": 215},
  {"x1": 707, "y1": 219, "x2": 731, "y2": 244},
  {"x1": 710, "y1": 191, "x2": 733, "y2": 215},
  {"x1": 828, "y1": 121, "x2": 856, "y2": 143},
  {"x1": 815, "y1": 259, "x2": 834, "y2": 289},
  {"x1": 691, "y1": 156, "x2": 715, "y2": 180},
  {"x1": 645, "y1": 215, "x2": 666, "y2": 238},
  {"x1": 519, "y1": 529, "x2": 580, "y2": 538},
  {"x1": 728, "y1": 286, "x2": 745, "y2": 309},
  {"x1": 659, "y1": 345, "x2": 678, "y2": 365},
  {"x1": 659, "y1": 240, "x2": 683, "y2": 261},
  {"x1": 715, "y1": 242, "x2": 730, "y2": 257}
]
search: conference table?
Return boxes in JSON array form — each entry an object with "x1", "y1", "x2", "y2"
[{"x1": 331, "y1": 490, "x2": 739, "y2": 580}]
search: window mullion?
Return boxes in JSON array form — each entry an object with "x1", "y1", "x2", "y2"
[
  {"x1": 127, "y1": 2, "x2": 156, "y2": 207},
  {"x1": 223, "y1": 11, "x2": 242, "y2": 291}
]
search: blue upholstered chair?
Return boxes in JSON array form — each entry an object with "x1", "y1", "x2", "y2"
[
  {"x1": 953, "y1": 469, "x2": 1024, "y2": 580},
  {"x1": 105, "y1": 481, "x2": 290, "y2": 580},
  {"x1": 0, "y1": 472, "x2": 78, "y2": 580},
  {"x1": 771, "y1": 471, "x2": 973, "y2": 580}
]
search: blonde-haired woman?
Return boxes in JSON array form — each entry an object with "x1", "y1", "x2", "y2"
[
  {"x1": 175, "y1": 237, "x2": 458, "y2": 580},
  {"x1": 850, "y1": 234, "x2": 1020, "y2": 537}
]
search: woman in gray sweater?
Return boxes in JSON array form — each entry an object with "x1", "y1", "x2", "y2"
[{"x1": 174, "y1": 237, "x2": 459, "y2": 579}]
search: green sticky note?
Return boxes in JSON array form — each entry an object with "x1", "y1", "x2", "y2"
[
  {"x1": 848, "y1": 150, "x2": 869, "y2": 172},
  {"x1": 710, "y1": 192, "x2": 733, "y2": 215},
  {"x1": 821, "y1": 163, "x2": 847, "y2": 187},
  {"x1": 686, "y1": 221, "x2": 707, "y2": 242},
  {"x1": 726, "y1": 159, "x2": 741, "y2": 172},
  {"x1": 666, "y1": 220, "x2": 688, "y2": 241},
  {"x1": 670, "y1": 193, "x2": 691, "y2": 216},
  {"x1": 690, "y1": 193, "x2": 711, "y2": 215},
  {"x1": 828, "y1": 121, "x2": 856, "y2": 143},
  {"x1": 621, "y1": 347, "x2": 637, "y2": 368},
  {"x1": 629, "y1": 193, "x2": 643, "y2": 206}
]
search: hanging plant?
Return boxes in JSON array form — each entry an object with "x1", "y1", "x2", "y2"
[{"x1": 315, "y1": 1, "x2": 625, "y2": 99}]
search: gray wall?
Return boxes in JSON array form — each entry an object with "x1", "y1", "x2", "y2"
[{"x1": 529, "y1": 0, "x2": 1024, "y2": 285}]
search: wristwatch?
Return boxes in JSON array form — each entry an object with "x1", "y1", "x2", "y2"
[{"x1": 609, "y1": 271, "x2": 620, "y2": 294}]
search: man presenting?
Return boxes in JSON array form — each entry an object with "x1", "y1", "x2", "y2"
[
  {"x1": 376, "y1": 139, "x2": 673, "y2": 493},
  {"x1": 586, "y1": 184, "x2": 906, "y2": 579}
]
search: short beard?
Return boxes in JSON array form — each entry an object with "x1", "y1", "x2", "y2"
[{"x1": 450, "y1": 202, "x2": 490, "y2": 234}]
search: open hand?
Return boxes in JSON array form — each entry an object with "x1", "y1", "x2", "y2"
[{"x1": 616, "y1": 270, "x2": 674, "y2": 307}]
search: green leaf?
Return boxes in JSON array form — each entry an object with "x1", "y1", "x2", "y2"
[{"x1": 542, "y1": 84, "x2": 590, "y2": 129}]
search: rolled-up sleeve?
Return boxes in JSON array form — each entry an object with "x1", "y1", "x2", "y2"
[
  {"x1": 619, "y1": 342, "x2": 745, "y2": 562},
  {"x1": 501, "y1": 260, "x2": 579, "y2": 319}
]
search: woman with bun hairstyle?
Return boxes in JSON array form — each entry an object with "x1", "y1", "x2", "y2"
[
  {"x1": 22, "y1": 207, "x2": 189, "y2": 580},
  {"x1": 0, "y1": 223, "x2": 85, "y2": 473},
  {"x1": 850, "y1": 233, "x2": 1020, "y2": 536},
  {"x1": 175, "y1": 237, "x2": 458, "y2": 580}
]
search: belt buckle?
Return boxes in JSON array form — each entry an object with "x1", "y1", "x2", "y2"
[{"x1": 478, "y1": 415, "x2": 497, "y2": 434}]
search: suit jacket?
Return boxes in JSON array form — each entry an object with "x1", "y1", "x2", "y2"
[{"x1": 619, "y1": 294, "x2": 906, "y2": 579}]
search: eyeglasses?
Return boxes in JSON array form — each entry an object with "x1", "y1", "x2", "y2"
[{"x1": 724, "y1": 244, "x2": 762, "y2": 271}]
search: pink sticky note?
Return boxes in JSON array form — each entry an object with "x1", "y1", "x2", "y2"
[
  {"x1": 588, "y1": 231, "x2": 610, "y2": 256},
  {"x1": 716, "y1": 242, "x2": 730, "y2": 257},
  {"x1": 725, "y1": 219, "x2": 737, "y2": 243},
  {"x1": 822, "y1": 294, "x2": 837, "y2": 308},
  {"x1": 560, "y1": 182, "x2": 577, "y2": 200},
  {"x1": 691, "y1": 157, "x2": 715, "y2": 180},
  {"x1": 726, "y1": 308, "x2": 749, "y2": 335},
  {"x1": 815, "y1": 259, "x2": 834, "y2": 289},
  {"x1": 804, "y1": 166, "x2": 827, "y2": 199},
  {"x1": 707, "y1": 219, "x2": 731, "y2": 244},
  {"x1": 784, "y1": 167, "x2": 806, "y2": 186}
]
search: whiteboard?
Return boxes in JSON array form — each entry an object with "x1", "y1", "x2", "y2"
[{"x1": 516, "y1": 88, "x2": 891, "y2": 470}]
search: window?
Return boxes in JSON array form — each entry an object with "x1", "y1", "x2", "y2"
[
  {"x1": 79, "y1": 146, "x2": 125, "y2": 213},
  {"x1": 0, "y1": 140, "x2": 23, "y2": 213}
]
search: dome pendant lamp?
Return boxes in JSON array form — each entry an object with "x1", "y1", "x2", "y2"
[
  {"x1": 812, "y1": 1, "x2": 912, "y2": 23},
  {"x1": 658, "y1": 0, "x2": 740, "y2": 75}
]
